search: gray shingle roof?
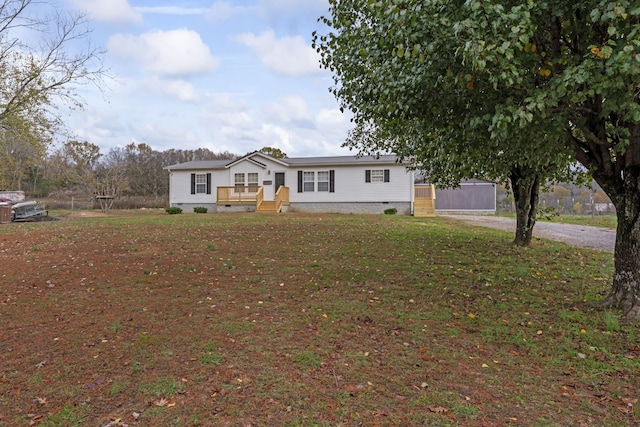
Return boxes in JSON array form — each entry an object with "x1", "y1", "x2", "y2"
[
  {"x1": 163, "y1": 160, "x2": 230, "y2": 170},
  {"x1": 163, "y1": 154, "x2": 404, "y2": 170}
]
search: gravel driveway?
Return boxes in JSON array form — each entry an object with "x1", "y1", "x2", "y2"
[{"x1": 443, "y1": 215, "x2": 615, "y2": 253}]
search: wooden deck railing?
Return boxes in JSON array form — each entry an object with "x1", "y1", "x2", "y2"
[
  {"x1": 275, "y1": 186, "x2": 290, "y2": 212},
  {"x1": 256, "y1": 187, "x2": 264, "y2": 211},
  {"x1": 217, "y1": 186, "x2": 260, "y2": 204},
  {"x1": 217, "y1": 186, "x2": 290, "y2": 211},
  {"x1": 415, "y1": 185, "x2": 436, "y2": 199}
]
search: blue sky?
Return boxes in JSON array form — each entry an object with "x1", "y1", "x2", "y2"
[{"x1": 56, "y1": 0, "x2": 353, "y2": 157}]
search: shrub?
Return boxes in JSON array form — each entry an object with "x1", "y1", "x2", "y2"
[
  {"x1": 384, "y1": 208, "x2": 397, "y2": 215},
  {"x1": 193, "y1": 207, "x2": 208, "y2": 214},
  {"x1": 165, "y1": 207, "x2": 182, "y2": 215}
]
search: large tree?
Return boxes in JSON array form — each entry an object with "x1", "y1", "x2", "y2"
[
  {"x1": 314, "y1": 0, "x2": 577, "y2": 247},
  {"x1": 315, "y1": 0, "x2": 640, "y2": 320},
  {"x1": 0, "y1": 0, "x2": 104, "y2": 192}
]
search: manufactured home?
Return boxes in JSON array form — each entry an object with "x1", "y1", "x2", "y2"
[{"x1": 164, "y1": 151, "x2": 430, "y2": 215}]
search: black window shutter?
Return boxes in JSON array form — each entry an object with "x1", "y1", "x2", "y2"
[
  {"x1": 191, "y1": 173, "x2": 196, "y2": 194},
  {"x1": 384, "y1": 169, "x2": 390, "y2": 182},
  {"x1": 329, "y1": 170, "x2": 335, "y2": 193},
  {"x1": 206, "y1": 173, "x2": 212, "y2": 194},
  {"x1": 297, "y1": 171, "x2": 303, "y2": 193},
  {"x1": 365, "y1": 170, "x2": 371, "y2": 183}
]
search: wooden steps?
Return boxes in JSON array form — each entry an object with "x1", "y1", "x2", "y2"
[
  {"x1": 257, "y1": 200, "x2": 277, "y2": 213},
  {"x1": 414, "y1": 184, "x2": 436, "y2": 217},
  {"x1": 414, "y1": 198, "x2": 435, "y2": 217}
]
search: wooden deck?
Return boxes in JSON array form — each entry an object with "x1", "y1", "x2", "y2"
[{"x1": 217, "y1": 186, "x2": 289, "y2": 213}]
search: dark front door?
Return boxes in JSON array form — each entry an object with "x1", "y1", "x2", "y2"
[{"x1": 274, "y1": 172, "x2": 285, "y2": 192}]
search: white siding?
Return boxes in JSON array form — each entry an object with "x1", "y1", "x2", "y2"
[
  {"x1": 227, "y1": 159, "x2": 288, "y2": 199},
  {"x1": 168, "y1": 169, "x2": 226, "y2": 205},
  {"x1": 289, "y1": 165, "x2": 413, "y2": 203},
  {"x1": 166, "y1": 154, "x2": 415, "y2": 214}
]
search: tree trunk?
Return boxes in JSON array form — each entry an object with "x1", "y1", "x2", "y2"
[
  {"x1": 596, "y1": 165, "x2": 640, "y2": 321},
  {"x1": 510, "y1": 166, "x2": 540, "y2": 247}
]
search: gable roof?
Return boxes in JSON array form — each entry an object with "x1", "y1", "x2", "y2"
[
  {"x1": 164, "y1": 152, "x2": 405, "y2": 171},
  {"x1": 164, "y1": 160, "x2": 230, "y2": 171},
  {"x1": 224, "y1": 151, "x2": 289, "y2": 168}
]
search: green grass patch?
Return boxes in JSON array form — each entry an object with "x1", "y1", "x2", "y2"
[
  {"x1": 37, "y1": 404, "x2": 90, "y2": 427},
  {"x1": 139, "y1": 377, "x2": 184, "y2": 398},
  {"x1": 2, "y1": 211, "x2": 635, "y2": 427}
]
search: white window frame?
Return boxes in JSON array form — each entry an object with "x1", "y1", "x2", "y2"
[
  {"x1": 370, "y1": 169, "x2": 385, "y2": 183},
  {"x1": 247, "y1": 172, "x2": 259, "y2": 187},
  {"x1": 317, "y1": 171, "x2": 329, "y2": 192},
  {"x1": 234, "y1": 173, "x2": 245, "y2": 186},
  {"x1": 303, "y1": 171, "x2": 315, "y2": 192},
  {"x1": 195, "y1": 173, "x2": 207, "y2": 194}
]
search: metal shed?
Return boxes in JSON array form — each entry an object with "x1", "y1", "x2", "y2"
[{"x1": 433, "y1": 179, "x2": 497, "y2": 214}]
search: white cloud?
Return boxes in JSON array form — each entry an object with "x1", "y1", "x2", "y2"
[
  {"x1": 66, "y1": 0, "x2": 142, "y2": 26},
  {"x1": 206, "y1": 2, "x2": 254, "y2": 21},
  {"x1": 264, "y1": 96, "x2": 312, "y2": 124},
  {"x1": 316, "y1": 108, "x2": 350, "y2": 129},
  {"x1": 143, "y1": 76, "x2": 202, "y2": 103},
  {"x1": 108, "y1": 29, "x2": 219, "y2": 77},
  {"x1": 234, "y1": 30, "x2": 322, "y2": 77},
  {"x1": 257, "y1": 0, "x2": 329, "y2": 28},
  {"x1": 135, "y1": 6, "x2": 209, "y2": 15}
]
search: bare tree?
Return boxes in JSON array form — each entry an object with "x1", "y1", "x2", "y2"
[
  {"x1": 0, "y1": 0, "x2": 105, "y2": 193},
  {"x1": 0, "y1": 0, "x2": 105, "y2": 123}
]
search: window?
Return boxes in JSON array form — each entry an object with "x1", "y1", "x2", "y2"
[
  {"x1": 195, "y1": 173, "x2": 207, "y2": 193},
  {"x1": 317, "y1": 171, "x2": 329, "y2": 192},
  {"x1": 191, "y1": 173, "x2": 211, "y2": 194},
  {"x1": 248, "y1": 173, "x2": 259, "y2": 187},
  {"x1": 298, "y1": 170, "x2": 335, "y2": 193},
  {"x1": 370, "y1": 169, "x2": 385, "y2": 182},
  {"x1": 303, "y1": 172, "x2": 315, "y2": 192},
  {"x1": 365, "y1": 169, "x2": 390, "y2": 183},
  {"x1": 234, "y1": 173, "x2": 245, "y2": 186}
]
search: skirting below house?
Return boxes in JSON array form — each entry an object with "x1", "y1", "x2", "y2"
[
  {"x1": 287, "y1": 202, "x2": 412, "y2": 215},
  {"x1": 170, "y1": 202, "x2": 413, "y2": 215},
  {"x1": 171, "y1": 203, "x2": 219, "y2": 213}
]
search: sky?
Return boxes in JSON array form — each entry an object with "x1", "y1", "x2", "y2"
[{"x1": 52, "y1": 0, "x2": 354, "y2": 157}]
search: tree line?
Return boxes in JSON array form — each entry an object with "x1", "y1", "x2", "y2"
[{"x1": 2, "y1": 141, "x2": 237, "y2": 200}]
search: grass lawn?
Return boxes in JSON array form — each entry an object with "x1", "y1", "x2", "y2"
[
  {"x1": 498, "y1": 213, "x2": 617, "y2": 229},
  {"x1": 538, "y1": 214, "x2": 617, "y2": 229},
  {"x1": 0, "y1": 211, "x2": 637, "y2": 426}
]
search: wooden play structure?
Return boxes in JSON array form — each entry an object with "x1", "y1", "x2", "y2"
[{"x1": 95, "y1": 181, "x2": 117, "y2": 213}]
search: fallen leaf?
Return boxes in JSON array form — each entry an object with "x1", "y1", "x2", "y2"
[{"x1": 430, "y1": 406, "x2": 449, "y2": 414}]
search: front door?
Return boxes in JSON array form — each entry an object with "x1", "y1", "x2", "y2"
[{"x1": 274, "y1": 172, "x2": 285, "y2": 193}]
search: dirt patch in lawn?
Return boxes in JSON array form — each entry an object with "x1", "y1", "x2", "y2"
[
  {"x1": 0, "y1": 212, "x2": 636, "y2": 426},
  {"x1": 64, "y1": 210, "x2": 110, "y2": 218}
]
